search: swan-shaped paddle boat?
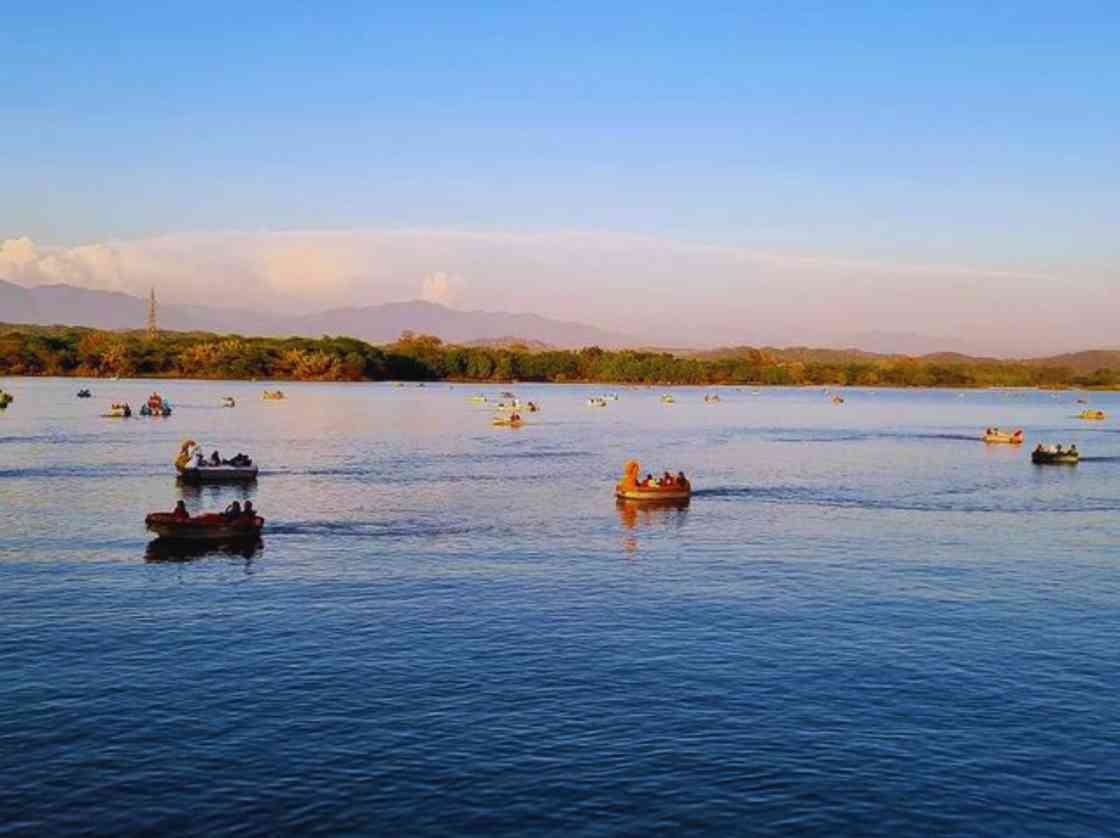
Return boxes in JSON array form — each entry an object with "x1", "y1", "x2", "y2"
[
  {"x1": 175, "y1": 440, "x2": 259, "y2": 482},
  {"x1": 615, "y1": 460, "x2": 692, "y2": 501}
]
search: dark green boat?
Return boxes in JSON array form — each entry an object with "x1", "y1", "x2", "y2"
[{"x1": 1032, "y1": 446, "x2": 1079, "y2": 465}]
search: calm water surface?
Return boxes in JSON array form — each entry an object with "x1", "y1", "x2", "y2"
[{"x1": 1, "y1": 379, "x2": 1119, "y2": 835}]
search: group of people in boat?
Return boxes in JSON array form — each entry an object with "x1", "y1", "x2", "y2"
[
  {"x1": 171, "y1": 499, "x2": 257, "y2": 523},
  {"x1": 193, "y1": 449, "x2": 254, "y2": 468},
  {"x1": 1034, "y1": 443, "x2": 1077, "y2": 456},
  {"x1": 639, "y1": 470, "x2": 690, "y2": 490}
]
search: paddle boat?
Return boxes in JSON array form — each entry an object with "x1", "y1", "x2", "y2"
[
  {"x1": 832, "y1": 395, "x2": 845, "y2": 405},
  {"x1": 139, "y1": 392, "x2": 172, "y2": 416},
  {"x1": 588, "y1": 397, "x2": 608, "y2": 407},
  {"x1": 982, "y1": 427, "x2": 1024, "y2": 444},
  {"x1": 615, "y1": 460, "x2": 692, "y2": 501},
  {"x1": 221, "y1": 396, "x2": 236, "y2": 408},
  {"x1": 1079, "y1": 409, "x2": 1106, "y2": 420},
  {"x1": 704, "y1": 394, "x2": 721, "y2": 403},
  {"x1": 468, "y1": 394, "x2": 488, "y2": 404},
  {"x1": 175, "y1": 440, "x2": 259, "y2": 482},
  {"x1": 145, "y1": 508, "x2": 264, "y2": 542},
  {"x1": 76, "y1": 389, "x2": 92, "y2": 398},
  {"x1": 262, "y1": 389, "x2": 285, "y2": 400},
  {"x1": 102, "y1": 402, "x2": 132, "y2": 418},
  {"x1": 526, "y1": 401, "x2": 540, "y2": 412},
  {"x1": 492, "y1": 412, "x2": 523, "y2": 427},
  {"x1": 1031, "y1": 444, "x2": 1079, "y2": 465},
  {"x1": 0, "y1": 390, "x2": 12, "y2": 409},
  {"x1": 660, "y1": 394, "x2": 675, "y2": 404}
]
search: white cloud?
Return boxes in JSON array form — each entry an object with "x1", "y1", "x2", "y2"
[{"x1": 420, "y1": 271, "x2": 463, "y2": 306}]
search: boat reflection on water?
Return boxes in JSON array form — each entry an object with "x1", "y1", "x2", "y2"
[
  {"x1": 616, "y1": 497, "x2": 689, "y2": 557},
  {"x1": 177, "y1": 480, "x2": 257, "y2": 505},
  {"x1": 145, "y1": 537, "x2": 263, "y2": 563}
]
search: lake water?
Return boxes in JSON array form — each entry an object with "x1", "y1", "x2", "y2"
[{"x1": 2, "y1": 378, "x2": 1119, "y2": 836}]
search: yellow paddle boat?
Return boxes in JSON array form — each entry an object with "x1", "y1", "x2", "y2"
[
  {"x1": 262, "y1": 389, "x2": 285, "y2": 400},
  {"x1": 1079, "y1": 409, "x2": 1105, "y2": 420},
  {"x1": 982, "y1": 427, "x2": 1024, "y2": 444}
]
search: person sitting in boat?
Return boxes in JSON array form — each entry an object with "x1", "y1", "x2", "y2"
[
  {"x1": 173, "y1": 500, "x2": 190, "y2": 521},
  {"x1": 1070, "y1": 444, "x2": 1078, "y2": 455},
  {"x1": 662, "y1": 471, "x2": 674, "y2": 486},
  {"x1": 210, "y1": 450, "x2": 222, "y2": 466},
  {"x1": 642, "y1": 473, "x2": 653, "y2": 487},
  {"x1": 677, "y1": 471, "x2": 689, "y2": 489},
  {"x1": 223, "y1": 501, "x2": 242, "y2": 521},
  {"x1": 123, "y1": 403, "x2": 132, "y2": 417},
  {"x1": 242, "y1": 501, "x2": 255, "y2": 520}
]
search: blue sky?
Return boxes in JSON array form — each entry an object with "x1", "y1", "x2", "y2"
[{"x1": 1, "y1": 2, "x2": 1117, "y2": 349}]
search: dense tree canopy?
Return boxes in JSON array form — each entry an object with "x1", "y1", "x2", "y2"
[{"x1": 0, "y1": 325, "x2": 1115, "y2": 389}]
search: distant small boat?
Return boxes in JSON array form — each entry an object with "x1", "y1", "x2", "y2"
[
  {"x1": 982, "y1": 428, "x2": 1024, "y2": 444},
  {"x1": 1079, "y1": 409, "x2": 1106, "y2": 420},
  {"x1": 76, "y1": 389, "x2": 92, "y2": 398},
  {"x1": 704, "y1": 394, "x2": 721, "y2": 403},
  {"x1": 1032, "y1": 445, "x2": 1079, "y2": 465},
  {"x1": 262, "y1": 390, "x2": 285, "y2": 400},
  {"x1": 832, "y1": 395, "x2": 845, "y2": 405},
  {"x1": 221, "y1": 396, "x2": 236, "y2": 408},
  {"x1": 0, "y1": 390, "x2": 13, "y2": 409},
  {"x1": 102, "y1": 402, "x2": 132, "y2": 418},
  {"x1": 492, "y1": 413, "x2": 523, "y2": 427},
  {"x1": 588, "y1": 397, "x2": 608, "y2": 407},
  {"x1": 660, "y1": 394, "x2": 675, "y2": 404}
]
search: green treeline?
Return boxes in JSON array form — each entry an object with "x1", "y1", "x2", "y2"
[{"x1": 0, "y1": 325, "x2": 1117, "y2": 388}]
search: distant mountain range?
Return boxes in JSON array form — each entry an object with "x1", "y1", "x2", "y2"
[
  {"x1": 0, "y1": 279, "x2": 631, "y2": 348},
  {"x1": 4, "y1": 278, "x2": 1117, "y2": 364}
]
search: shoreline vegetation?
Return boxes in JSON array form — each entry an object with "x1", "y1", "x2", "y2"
[{"x1": 1, "y1": 323, "x2": 1118, "y2": 389}]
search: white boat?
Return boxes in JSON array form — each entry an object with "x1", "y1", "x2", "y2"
[{"x1": 174, "y1": 441, "x2": 258, "y2": 482}]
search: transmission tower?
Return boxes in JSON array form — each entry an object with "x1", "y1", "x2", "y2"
[{"x1": 147, "y1": 288, "x2": 158, "y2": 339}]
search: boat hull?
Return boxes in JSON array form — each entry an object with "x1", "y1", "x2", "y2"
[
  {"x1": 983, "y1": 434, "x2": 1023, "y2": 444},
  {"x1": 177, "y1": 466, "x2": 259, "y2": 482},
  {"x1": 616, "y1": 488, "x2": 692, "y2": 501},
  {"x1": 1031, "y1": 453, "x2": 1079, "y2": 465},
  {"x1": 145, "y1": 513, "x2": 264, "y2": 541}
]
